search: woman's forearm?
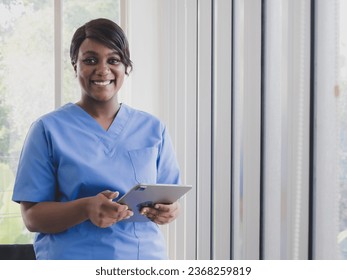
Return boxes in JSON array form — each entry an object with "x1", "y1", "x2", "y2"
[
  {"x1": 20, "y1": 198, "x2": 91, "y2": 234},
  {"x1": 20, "y1": 191, "x2": 133, "y2": 234}
]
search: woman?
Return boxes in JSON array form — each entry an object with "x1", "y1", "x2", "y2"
[{"x1": 12, "y1": 18, "x2": 181, "y2": 260}]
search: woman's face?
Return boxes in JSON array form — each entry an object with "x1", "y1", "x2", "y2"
[{"x1": 74, "y1": 38, "x2": 125, "y2": 103}]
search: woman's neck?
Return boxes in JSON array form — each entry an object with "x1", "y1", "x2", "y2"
[
  {"x1": 76, "y1": 97, "x2": 121, "y2": 130},
  {"x1": 76, "y1": 97, "x2": 120, "y2": 118}
]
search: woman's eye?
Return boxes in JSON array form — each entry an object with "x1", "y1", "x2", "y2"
[
  {"x1": 83, "y1": 57, "x2": 97, "y2": 65},
  {"x1": 109, "y1": 58, "x2": 121, "y2": 65}
]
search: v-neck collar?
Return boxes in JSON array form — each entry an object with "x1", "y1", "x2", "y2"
[
  {"x1": 65, "y1": 103, "x2": 133, "y2": 156},
  {"x1": 68, "y1": 103, "x2": 130, "y2": 138}
]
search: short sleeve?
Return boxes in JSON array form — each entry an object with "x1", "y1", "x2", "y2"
[
  {"x1": 12, "y1": 120, "x2": 56, "y2": 203},
  {"x1": 156, "y1": 126, "x2": 181, "y2": 184}
]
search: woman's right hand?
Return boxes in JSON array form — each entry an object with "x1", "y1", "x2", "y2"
[
  {"x1": 21, "y1": 190, "x2": 133, "y2": 234},
  {"x1": 87, "y1": 190, "x2": 133, "y2": 228}
]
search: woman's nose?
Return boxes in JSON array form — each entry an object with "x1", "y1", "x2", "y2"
[{"x1": 95, "y1": 64, "x2": 110, "y2": 76}]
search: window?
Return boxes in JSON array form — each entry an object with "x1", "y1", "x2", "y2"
[
  {"x1": 313, "y1": 0, "x2": 347, "y2": 260},
  {"x1": 0, "y1": 0, "x2": 119, "y2": 244},
  {"x1": 262, "y1": 0, "x2": 311, "y2": 259},
  {"x1": 338, "y1": 0, "x2": 347, "y2": 259}
]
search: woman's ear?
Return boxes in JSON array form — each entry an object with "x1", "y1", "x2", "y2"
[{"x1": 72, "y1": 63, "x2": 77, "y2": 76}]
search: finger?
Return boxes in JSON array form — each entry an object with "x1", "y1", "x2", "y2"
[
  {"x1": 154, "y1": 205, "x2": 180, "y2": 224},
  {"x1": 123, "y1": 210, "x2": 134, "y2": 220},
  {"x1": 154, "y1": 203, "x2": 177, "y2": 213},
  {"x1": 141, "y1": 207, "x2": 158, "y2": 220},
  {"x1": 113, "y1": 202, "x2": 129, "y2": 214},
  {"x1": 140, "y1": 207, "x2": 151, "y2": 216},
  {"x1": 101, "y1": 190, "x2": 119, "y2": 200},
  {"x1": 109, "y1": 209, "x2": 134, "y2": 224}
]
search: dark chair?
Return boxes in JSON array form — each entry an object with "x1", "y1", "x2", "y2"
[{"x1": 0, "y1": 244, "x2": 36, "y2": 260}]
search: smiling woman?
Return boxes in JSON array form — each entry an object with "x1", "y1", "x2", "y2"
[{"x1": 11, "y1": 18, "x2": 181, "y2": 260}]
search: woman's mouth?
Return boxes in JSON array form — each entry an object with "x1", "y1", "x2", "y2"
[{"x1": 91, "y1": 80, "x2": 114, "y2": 86}]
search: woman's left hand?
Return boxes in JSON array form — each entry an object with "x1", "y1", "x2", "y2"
[{"x1": 140, "y1": 202, "x2": 180, "y2": 225}]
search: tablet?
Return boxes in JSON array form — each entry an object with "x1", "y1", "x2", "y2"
[{"x1": 117, "y1": 183, "x2": 192, "y2": 222}]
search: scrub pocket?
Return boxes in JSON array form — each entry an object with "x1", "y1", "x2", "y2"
[{"x1": 128, "y1": 147, "x2": 158, "y2": 184}]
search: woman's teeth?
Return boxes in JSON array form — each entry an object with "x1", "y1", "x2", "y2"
[{"x1": 92, "y1": 80, "x2": 113, "y2": 86}]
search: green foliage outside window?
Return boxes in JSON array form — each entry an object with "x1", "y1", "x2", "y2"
[{"x1": 0, "y1": 0, "x2": 119, "y2": 244}]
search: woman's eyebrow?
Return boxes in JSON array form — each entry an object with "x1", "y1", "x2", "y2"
[
  {"x1": 82, "y1": 50, "x2": 120, "y2": 56},
  {"x1": 82, "y1": 50, "x2": 98, "y2": 56}
]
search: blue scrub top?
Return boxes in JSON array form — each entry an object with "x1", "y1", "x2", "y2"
[{"x1": 12, "y1": 103, "x2": 180, "y2": 260}]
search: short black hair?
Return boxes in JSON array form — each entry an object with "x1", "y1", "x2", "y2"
[{"x1": 70, "y1": 18, "x2": 133, "y2": 75}]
